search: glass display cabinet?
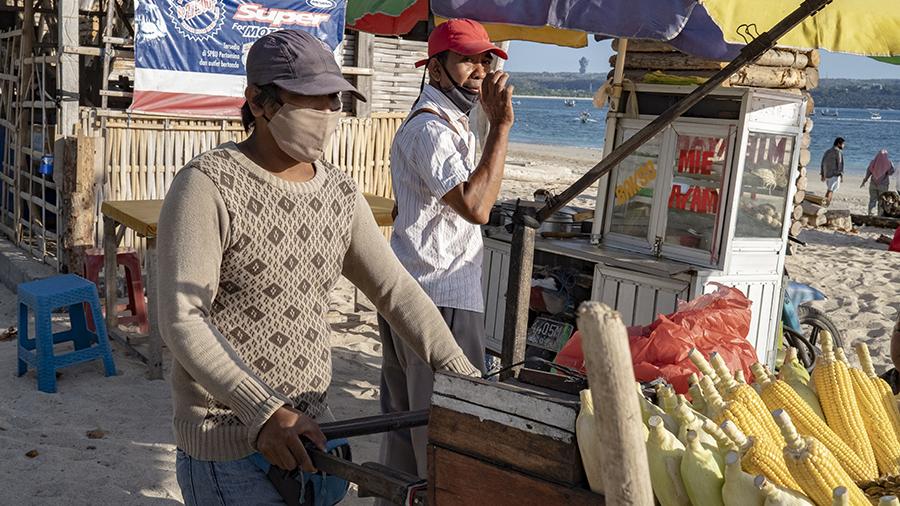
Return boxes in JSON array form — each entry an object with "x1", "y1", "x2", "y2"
[{"x1": 482, "y1": 84, "x2": 806, "y2": 364}]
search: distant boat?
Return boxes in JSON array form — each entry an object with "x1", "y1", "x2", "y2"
[
  {"x1": 512, "y1": 100, "x2": 522, "y2": 105},
  {"x1": 563, "y1": 99, "x2": 576, "y2": 107},
  {"x1": 820, "y1": 108, "x2": 838, "y2": 117},
  {"x1": 870, "y1": 110, "x2": 882, "y2": 120}
]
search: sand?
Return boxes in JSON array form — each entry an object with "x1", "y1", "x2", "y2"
[{"x1": 0, "y1": 141, "x2": 897, "y2": 504}]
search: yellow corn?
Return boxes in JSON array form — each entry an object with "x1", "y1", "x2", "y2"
[
  {"x1": 756, "y1": 475, "x2": 814, "y2": 505},
  {"x1": 751, "y1": 363, "x2": 874, "y2": 482},
  {"x1": 773, "y1": 410, "x2": 870, "y2": 506},
  {"x1": 857, "y1": 343, "x2": 900, "y2": 442},
  {"x1": 711, "y1": 357, "x2": 784, "y2": 446},
  {"x1": 810, "y1": 331, "x2": 878, "y2": 478},
  {"x1": 845, "y1": 354, "x2": 900, "y2": 476},
  {"x1": 702, "y1": 376, "x2": 775, "y2": 447},
  {"x1": 721, "y1": 420, "x2": 801, "y2": 492}
]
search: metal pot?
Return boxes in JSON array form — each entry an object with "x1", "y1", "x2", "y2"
[{"x1": 498, "y1": 200, "x2": 582, "y2": 234}]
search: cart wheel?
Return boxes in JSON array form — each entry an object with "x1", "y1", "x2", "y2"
[
  {"x1": 783, "y1": 327, "x2": 816, "y2": 370},
  {"x1": 797, "y1": 306, "x2": 844, "y2": 350}
]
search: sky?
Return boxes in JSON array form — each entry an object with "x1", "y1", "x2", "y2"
[{"x1": 503, "y1": 40, "x2": 900, "y2": 80}]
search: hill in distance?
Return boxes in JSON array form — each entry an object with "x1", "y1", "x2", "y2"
[{"x1": 507, "y1": 72, "x2": 900, "y2": 109}]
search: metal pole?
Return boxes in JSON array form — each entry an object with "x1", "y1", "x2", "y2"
[{"x1": 536, "y1": 0, "x2": 832, "y2": 222}]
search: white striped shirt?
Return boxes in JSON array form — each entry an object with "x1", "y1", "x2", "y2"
[{"x1": 389, "y1": 84, "x2": 484, "y2": 313}]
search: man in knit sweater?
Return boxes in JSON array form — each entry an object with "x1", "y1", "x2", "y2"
[{"x1": 157, "y1": 30, "x2": 480, "y2": 504}]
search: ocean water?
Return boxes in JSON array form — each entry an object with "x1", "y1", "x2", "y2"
[{"x1": 508, "y1": 96, "x2": 900, "y2": 174}]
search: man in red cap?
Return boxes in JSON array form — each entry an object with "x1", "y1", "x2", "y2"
[{"x1": 377, "y1": 18, "x2": 514, "y2": 482}]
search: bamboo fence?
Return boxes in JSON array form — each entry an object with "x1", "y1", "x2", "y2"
[{"x1": 81, "y1": 111, "x2": 405, "y2": 252}]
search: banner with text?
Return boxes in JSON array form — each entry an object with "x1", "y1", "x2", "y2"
[{"x1": 132, "y1": 0, "x2": 346, "y2": 117}]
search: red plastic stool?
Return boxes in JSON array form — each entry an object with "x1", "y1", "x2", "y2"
[{"x1": 82, "y1": 248, "x2": 149, "y2": 334}]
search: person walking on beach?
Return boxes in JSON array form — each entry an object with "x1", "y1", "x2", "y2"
[
  {"x1": 377, "y1": 18, "x2": 513, "y2": 482},
  {"x1": 861, "y1": 149, "x2": 896, "y2": 216},
  {"x1": 820, "y1": 136, "x2": 845, "y2": 207},
  {"x1": 156, "y1": 30, "x2": 479, "y2": 505}
]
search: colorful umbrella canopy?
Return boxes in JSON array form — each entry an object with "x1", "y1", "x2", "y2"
[{"x1": 430, "y1": 0, "x2": 900, "y2": 60}]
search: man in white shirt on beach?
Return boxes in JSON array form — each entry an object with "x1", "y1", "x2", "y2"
[{"x1": 376, "y1": 18, "x2": 515, "y2": 481}]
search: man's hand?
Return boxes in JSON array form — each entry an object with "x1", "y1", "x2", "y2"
[
  {"x1": 480, "y1": 71, "x2": 514, "y2": 129},
  {"x1": 257, "y1": 406, "x2": 326, "y2": 472}
]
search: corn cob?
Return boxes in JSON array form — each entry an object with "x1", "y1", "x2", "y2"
[
  {"x1": 689, "y1": 373, "x2": 708, "y2": 414},
  {"x1": 723, "y1": 450, "x2": 765, "y2": 506},
  {"x1": 703, "y1": 373, "x2": 779, "y2": 447},
  {"x1": 576, "y1": 390, "x2": 604, "y2": 493},
  {"x1": 681, "y1": 430, "x2": 725, "y2": 506},
  {"x1": 810, "y1": 331, "x2": 878, "y2": 478},
  {"x1": 880, "y1": 496, "x2": 900, "y2": 506},
  {"x1": 646, "y1": 416, "x2": 691, "y2": 506},
  {"x1": 778, "y1": 348, "x2": 826, "y2": 421},
  {"x1": 751, "y1": 363, "x2": 874, "y2": 482},
  {"x1": 673, "y1": 395, "x2": 722, "y2": 471},
  {"x1": 773, "y1": 409, "x2": 870, "y2": 506},
  {"x1": 712, "y1": 358, "x2": 784, "y2": 446},
  {"x1": 755, "y1": 476, "x2": 814, "y2": 506},
  {"x1": 780, "y1": 347, "x2": 811, "y2": 386},
  {"x1": 638, "y1": 383, "x2": 679, "y2": 435},
  {"x1": 845, "y1": 348, "x2": 900, "y2": 476},
  {"x1": 689, "y1": 348, "x2": 720, "y2": 384},
  {"x1": 857, "y1": 343, "x2": 900, "y2": 442},
  {"x1": 703, "y1": 418, "x2": 739, "y2": 454},
  {"x1": 721, "y1": 420, "x2": 802, "y2": 492},
  {"x1": 832, "y1": 486, "x2": 849, "y2": 506},
  {"x1": 736, "y1": 369, "x2": 748, "y2": 384},
  {"x1": 658, "y1": 384, "x2": 680, "y2": 420}
]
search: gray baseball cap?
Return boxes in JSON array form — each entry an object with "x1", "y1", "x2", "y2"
[{"x1": 246, "y1": 30, "x2": 366, "y2": 102}]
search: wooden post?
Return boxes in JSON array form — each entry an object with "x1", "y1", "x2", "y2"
[
  {"x1": 355, "y1": 32, "x2": 374, "y2": 118},
  {"x1": 577, "y1": 302, "x2": 653, "y2": 505},
  {"x1": 145, "y1": 236, "x2": 163, "y2": 379},
  {"x1": 103, "y1": 215, "x2": 118, "y2": 332},
  {"x1": 57, "y1": 0, "x2": 79, "y2": 138},
  {"x1": 60, "y1": 135, "x2": 97, "y2": 273},
  {"x1": 500, "y1": 212, "x2": 536, "y2": 380},
  {"x1": 15, "y1": 0, "x2": 35, "y2": 242}
]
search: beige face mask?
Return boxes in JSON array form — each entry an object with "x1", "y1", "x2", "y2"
[{"x1": 266, "y1": 103, "x2": 341, "y2": 163}]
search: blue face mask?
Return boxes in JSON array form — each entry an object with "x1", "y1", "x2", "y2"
[{"x1": 437, "y1": 60, "x2": 479, "y2": 115}]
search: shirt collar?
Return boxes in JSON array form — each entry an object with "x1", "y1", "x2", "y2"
[{"x1": 416, "y1": 84, "x2": 469, "y2": 126}]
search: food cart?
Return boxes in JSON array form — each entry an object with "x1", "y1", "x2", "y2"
[{"x1": 483, "y1": 84, "x2": 807, "y2": 365}]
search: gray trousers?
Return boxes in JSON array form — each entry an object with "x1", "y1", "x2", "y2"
[{"x1": 376, "y1": 307, "x2": 486, "y2": 484}]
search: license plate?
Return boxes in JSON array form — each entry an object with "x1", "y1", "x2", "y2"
[{"x1": 526, "y1": 317, "x2": 574, "y2": 352}]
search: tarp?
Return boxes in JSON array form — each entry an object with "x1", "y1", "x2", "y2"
[
  {"x1": 131, "y1": 0, "x2": 347, "y2": 117},
  {"x1": 348, "y1": 0, "x2": 426, "y2": 36}
]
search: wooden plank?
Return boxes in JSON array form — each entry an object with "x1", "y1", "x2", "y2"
[
  {"x1": 428, "y1": 446, "x2": 603, "y2": 506},
  {"x1": 432, "y1": 372, "x2": 579, "y2": 431},
  {"x1": 429, "y1": 405, "x2": 585, "y2": 485},
  {"x1": 101, "y1": 199, "x2": 162, "y2": 237},
  {"x1": 851, "y1": 214, "x2": 900, "y2": 229}
]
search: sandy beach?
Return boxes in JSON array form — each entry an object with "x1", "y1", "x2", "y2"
[{"x1": 0, "y1": 141, "x2": 897, "y2": 504}]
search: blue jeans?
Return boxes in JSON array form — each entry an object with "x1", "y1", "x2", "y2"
[{"x1": 176, "y1": 448, "x2": 285, "y2": 505}]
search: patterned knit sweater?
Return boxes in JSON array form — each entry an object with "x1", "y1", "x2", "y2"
[{"x1": 157, "y1": 143, "x2": 478, "y2": 461}]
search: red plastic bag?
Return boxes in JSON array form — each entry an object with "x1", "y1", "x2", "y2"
[
  {"x1": 890, "y1": 226, "x2": 900, "y2": 253},
  {"x1": 555, "y1": 283, "x2": 758, "y2": 394}
]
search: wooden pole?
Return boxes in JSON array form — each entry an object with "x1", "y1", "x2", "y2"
[
  {"x1": 577, "y1": 302, "x2": 653, "y2": 505},
  {"x1": 499, "y1": 209, "x2": 536, "y2": 380},
  {"x1": 60, "y1": 134, "x2": 97, "y2": 273},
  {"x1": 355, "y1": 32, "x2": 374, "y2": 118}
]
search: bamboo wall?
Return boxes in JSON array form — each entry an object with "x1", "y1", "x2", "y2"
[
  {"x1": 80, "y1": 111, "x2": 404, "y2": 251},
  {"x1": 371, "y1": 37, "x2": 427, "y2": 113}
]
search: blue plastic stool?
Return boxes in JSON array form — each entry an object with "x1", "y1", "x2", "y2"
[{"x1": 17, "y1": 274, "x2": 117, "y2": 393}]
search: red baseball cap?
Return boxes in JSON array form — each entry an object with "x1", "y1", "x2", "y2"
[{"x1": 414, "y1": 19, "x2": 508, "y2": 68}]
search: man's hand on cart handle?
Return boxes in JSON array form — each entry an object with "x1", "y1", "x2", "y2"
[{"x1": 257, "y1": 405, "x2": 327, "y2": 473}]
